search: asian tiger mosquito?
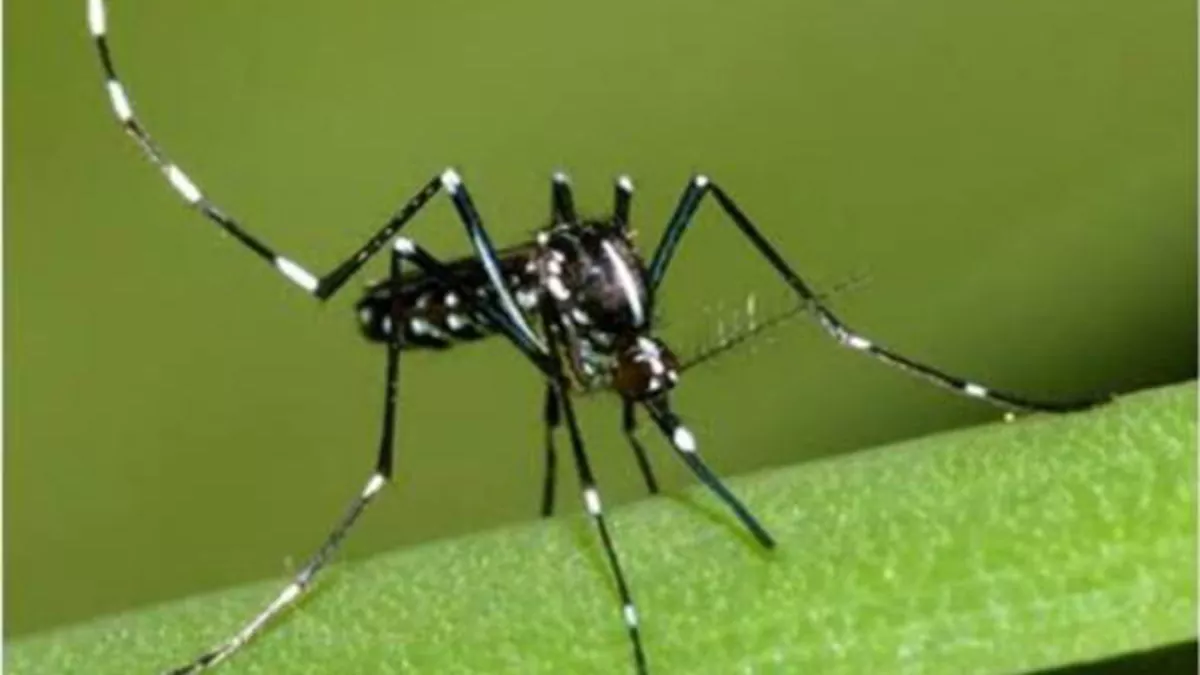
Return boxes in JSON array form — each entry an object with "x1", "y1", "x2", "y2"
[{"x1": 86, "y1": 1, "x2": 1108, "y2": 672}]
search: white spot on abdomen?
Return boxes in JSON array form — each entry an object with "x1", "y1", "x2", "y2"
[{"x1": 547, "y1": 276, "x2": 570, "y2": 301}]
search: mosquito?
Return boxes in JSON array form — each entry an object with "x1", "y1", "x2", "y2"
[{"x1": 86, "y1": 1, "x2": 1107, "y2": 672}]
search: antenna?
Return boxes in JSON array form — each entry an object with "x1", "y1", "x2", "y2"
[{"x1": 678, "y1": 271, "x2": 871, "y2": 373}]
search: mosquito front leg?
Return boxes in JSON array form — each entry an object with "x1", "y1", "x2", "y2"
[
  {"x1": 641, "y1": 399, "x2": 775, "y2": 549},
  {"x1": 541, "y1": 313, "x2": 648, "y2": 674},
  {"x1": 648, "y1": 175, "x2": 1109, "y2": 413}
]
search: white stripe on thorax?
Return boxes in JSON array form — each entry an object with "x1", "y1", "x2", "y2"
[{"x1": 601, "y1": 240, "x2": 644, "y2": 326}]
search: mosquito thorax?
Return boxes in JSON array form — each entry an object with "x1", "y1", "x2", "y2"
[
  {"x1": 532, "y1": 219, "x2": 660, "y2": 392},
  {"x1": 534, "y1": 221, "x2": 649, "y2": 330}
]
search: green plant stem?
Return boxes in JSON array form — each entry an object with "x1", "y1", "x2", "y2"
[{"x1": 8, "y1": 382, "x2": 1195, "y2": 675}]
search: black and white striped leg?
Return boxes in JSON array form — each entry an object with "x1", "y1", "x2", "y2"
[
  {"x1": 542, "y1": 314, "x2": 647, "y2": 674},
  {"x1": 641, "y1": 399, "x2": 775, "y2": 549},
  {"x1": 648, "y1": 175, "x2": 1108, "y2": 414},
  {"x1": 87, "y1": 0, "x2": 551, "y2": 336},
  {"x1": 559, "y1": 386, "x2": 648, "y2": 674},
  {"x1": 540, "y1": 386, "x2": 561, "y2": 517},
  {"x1": 87, "y1": 0, "x2": 433, "y2": 300},
  {"x1": 163, "y1": 249, "x2": 409, "y2": 675},
  {"x1": 544, "y1": 398, "x2": 657, "y2": 519},
  {"x1": 613, "y1": 175, "x2": 634, "y2": 227},
  {"x1": 622, "y1": 401, "x2": 660, "y2": 496},
  {"x1": 440, "y1": 172, "x2": 548, "y2": 354}
]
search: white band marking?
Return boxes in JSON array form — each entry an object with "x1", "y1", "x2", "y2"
[
  {"x1": 846, "y1": 334, "x2": 872, "y2": 351},
  {"x1": 87, "y1": 0, "x2": 106, "y2": 36},
  {"x1": 165, "y1": 165, "x2": 202, "y2": 204},
  {"x1": 623, "y1": 603, "x2": 639, "y2": 627},
  {"x1": 583, "y1": 487, "x2": 602, "y2": 515},
  {"x1": 275, "y1": 258, "x2": 319, "y2": 292},
  {"x1": 964, "y1": 383, "x2": 989, "y2": 398},
  {"x1": 106, "y1": 80, "x2": 132, "y2": 121},
  {"x1": 440, "y1": 168, "x2": 462, "y2": 194},
  {"x1": 362, "y1": 473, "x2": 387, "y2": 498},
  {"x1": 673, "y1": 426, "x2": 697, "y2": 453},
  {"x1": 278, "y1": 582, "x2": 301, "y2": 605}
]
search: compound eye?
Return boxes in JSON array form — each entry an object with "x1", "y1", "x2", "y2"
[{"x1": 613, "y1": 357, "x2": 653, "y2": 400}]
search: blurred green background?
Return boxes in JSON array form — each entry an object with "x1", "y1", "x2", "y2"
[{"x1": 5, "y1": 0, "x2": 1194, "y2": 641}]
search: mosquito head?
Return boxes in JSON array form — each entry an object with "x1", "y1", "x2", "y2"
[{"x1": 613, "y1": 335, "x2": 680, "y2": 400}]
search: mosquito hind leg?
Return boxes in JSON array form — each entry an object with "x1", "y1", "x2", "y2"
[{"x1": 163, "y1": 242, "x2": 410, "y2": 674}]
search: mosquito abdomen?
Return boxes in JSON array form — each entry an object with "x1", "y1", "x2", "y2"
[{"x1": 355, "y1": 250, "x2": 539, "y2": 349}]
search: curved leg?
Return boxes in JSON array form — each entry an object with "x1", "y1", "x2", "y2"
[
  {"x1": 648, "y1": 175, "x2": 1109, "y2": 413},
  {"x1": 87, "y1": 0, "x2": 550, "y2": 348},
  {"x1": 163, "y1": 246, "x2": 409, "y2": 674}
]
